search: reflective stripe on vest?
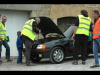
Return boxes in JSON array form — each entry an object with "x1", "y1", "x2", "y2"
[
  {"x1": 93, "y1": 34, "x2": 100, "y2": 35},
  {"x1": 23, "y1": 27, "x2": 36, "y2": 35},
  {"x1": 79, "y1": 22, "x2": 90, "y2": 26},
  {"x1": 75, "y1": 15, "x2": 91, "y2": 36},
  {"x1": 93, "y1": 27, "x2": 100, "y2": 29},
  {"x1": 78, "y1": 27, "x2": 89, "y2": 31}
]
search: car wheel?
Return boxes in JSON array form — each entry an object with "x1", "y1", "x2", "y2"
[
  {"x1": 30, "y1": 53, "x2": 42, "y2": 62},
  {"x1": 30, "y1": 57, "x2": 42, "y2": 62},
  {"x1": 50, "y1": 47, "x2": 65, "y2": 64}
]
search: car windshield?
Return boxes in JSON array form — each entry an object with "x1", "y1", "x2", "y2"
[{"x1": 63, "y1": 25, "x2": 75, "y2": 37}]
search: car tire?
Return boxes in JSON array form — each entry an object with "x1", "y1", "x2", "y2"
[
  {"x1": 30, "y1": 53, "x2": 42, "y2": 62},
  {"x1": 50, "y1": 47, "x2": 65, "y2": 64},
  {"x1": 30, "y1": 57, "x2": 42, "y2": 63}
]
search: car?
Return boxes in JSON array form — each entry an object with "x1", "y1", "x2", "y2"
[{"x1": 23, "y1": 17, "x2": 99, "y2": 64}]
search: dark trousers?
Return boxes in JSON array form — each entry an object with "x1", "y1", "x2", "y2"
[
  {"x1": 17, "y1": 48, "x2": 22, "y2": 63},
  {"x1": 22, "y1": 37, "x2": 33, "y2": 65},
  {"x1": 73, "y1": 34, "x2": 88, "y2": 61}
]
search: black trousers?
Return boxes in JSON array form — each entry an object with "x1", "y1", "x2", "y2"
[
  {"x1": 22, "y1": 37, "x2": 33, "y2": 65},
  {"x1": 73, "y1": 34, "x2": 88, "y2": 61}
]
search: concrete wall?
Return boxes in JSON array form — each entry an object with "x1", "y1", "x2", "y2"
[
  {"x1": 1, "y1": 4, "x2": 100, "y2": 39},
  {"x1": 50, "y1": 4, "x2": 100, "y2": 23},
  {"x1": 0, "y1": 4, "x2": 100, "y2": 21},
  {"x1": 0, "y1": 4, "x2": 43, "y2": 11}
]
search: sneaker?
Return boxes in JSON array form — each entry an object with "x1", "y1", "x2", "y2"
[
  {"x1": 5, "y1": 59, "x2": 13, "y2": 62},
  {"x1": 72, "y1": 60, "x2": 78, "y2": 65},
  {"x1": 17, "y1": 62, "x2": 21, "y2": 64},
  {"x1": 90, "y1": 63, "x2": 99, "y2": 68},
  {"x1": 27, "y1": 63, "x2": 35, "y2": 66}
]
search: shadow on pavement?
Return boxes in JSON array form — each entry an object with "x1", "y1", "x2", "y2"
[{"x1": 37, "y1": 54, "x2": 97, "y2": 64}]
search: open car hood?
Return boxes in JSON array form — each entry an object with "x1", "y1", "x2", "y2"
[{"x1": 30, "y1": 17, "x2": 65, "y2": 38}]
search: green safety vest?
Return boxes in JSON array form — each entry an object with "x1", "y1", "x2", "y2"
[
  {"x1": 21, "y1": 19, "x2": 37, "y2": 41},
  {"x1": 75, "y1": 15, "x2": 91, "y2": 36},
  {"x1": 0, "y1": 22, "x2": 7, "y2": 41}
]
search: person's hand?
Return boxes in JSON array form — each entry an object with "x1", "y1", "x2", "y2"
[
  {"x1": 72, "y1": 34, "x2": 75, "y2": 40},
  {"x1": 39, "y1": 30, "x2": 41, "y2": 33},
  {"x1": 0, "y1": 38, "x2": 4, "y2": 41}
]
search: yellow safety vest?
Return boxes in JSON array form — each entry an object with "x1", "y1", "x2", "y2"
[
  {"x1": 75, "y1": 15, "x2": 91, "y2": 36},
  {"x1": 21, "y1": 19, "x2": 37, "y2": 41},
  {"x1": 0, "y1": 22, "x2": 7, "y2": 41}
]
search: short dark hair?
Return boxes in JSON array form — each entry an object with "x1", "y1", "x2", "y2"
[
  {"x1": 92, "y1": 10, "x2": 99, "y2": 15},
  {"x1": 81, "y1": 10, "x2": 88, "y2": 15},
  {"x1": 2, "y1": 16, "x2": 7, "y2": 19},
  {"x1": 17, "y1": 31, "x2": 21, "y2": 36}
]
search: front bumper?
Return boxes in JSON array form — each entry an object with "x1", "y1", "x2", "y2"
[{"x1": 23, "y1": 48, "x2": 50, "y2": 58}]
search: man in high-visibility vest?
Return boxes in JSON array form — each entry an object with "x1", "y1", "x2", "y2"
[
  {"x1": 21, "y1": 17, "x2": 41, "y2": 66},
  {"x1": 72, "y1": 10, "x2": 92, "y2": 65},
  {"x1": 0, "y1": 16, "x2": 12, "y2": 65},
  {"x1": 90, "y1": 10, "x2": 100, "y2": 68}
]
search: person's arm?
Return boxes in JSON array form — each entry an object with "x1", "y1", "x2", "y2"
[
  {"x1": 72, "y1": 16, "x2": 79, "y2": 40},
  {"x1": 16, "y1": 38, "x2": 18, "y2": 50},
  {"x1": 32, "y1": 21, "x2": 39, "y2": 34},
  {"x1": 19, "y1": 37, "x2": 23, "y2": 45},
  {"x1": 0, "y1": 37, "x2": 4, "y2": 41},
  {"x1": 89, "y1": 22, "x2": 93, "y2": 33}
]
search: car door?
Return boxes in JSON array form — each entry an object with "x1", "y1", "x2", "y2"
[{"x1": 68, "y1": 36, "x2": 74, "y2": 55}]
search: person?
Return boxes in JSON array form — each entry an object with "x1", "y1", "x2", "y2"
[
  {"x1": 21, "y1": 17, "x2": 41, "y2": 66},
  {"x1": 90, "y1": 10, "x2": 100, "y2": 68},
  {"x1": 0, "y1": 16, "x2": 12, "y2": 64},
  {"x1": 72, "y1": 10, "x2": 92, "y2": 65},
  {"x1": 16, "y1": 31, "x2": 23, "y2": 64}
]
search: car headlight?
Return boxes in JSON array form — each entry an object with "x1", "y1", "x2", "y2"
[{"x1": 36, "y1": 44, "x2": 46, "y2": 49}]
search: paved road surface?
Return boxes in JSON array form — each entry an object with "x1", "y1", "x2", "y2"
[{"x1": 0, "y1": 55, "x2": 100, "y2": 71}]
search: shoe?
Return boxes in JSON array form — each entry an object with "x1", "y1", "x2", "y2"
[
  {"x1": 72, "y1": 60, "x2": 78, "y2": 65},
  {"x1": 5, "y1": 59, "x2": 13, "y2": 62},
  {"x1": 27, "y1": 63, "x2": 35, "y2": 66},
  {"x1": 90, "y1": 63, "x2": 99, "y2": 68},
  {"x1": 17, "y1": 62, "x2": 21, "y2": 64},
  {"x1": 82, "y1": 61, "x2": 85, "y2": 65}
]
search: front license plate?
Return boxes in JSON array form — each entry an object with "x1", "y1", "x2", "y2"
[{"x1": 39, "y1": 54, "x2": 42, "y2": 57}]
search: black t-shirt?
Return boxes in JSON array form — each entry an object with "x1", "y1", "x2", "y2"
[{"x1": 32, "y1": 21, "x2": 39, "y2": 34}]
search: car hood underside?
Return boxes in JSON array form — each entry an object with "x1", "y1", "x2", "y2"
[{"x1": 30, "y1": 17, "x2": 65, "y2": 38}]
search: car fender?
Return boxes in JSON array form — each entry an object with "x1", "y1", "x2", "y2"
[{"x1": 50, "y1": 44, "x2": 66, "y2": 55}]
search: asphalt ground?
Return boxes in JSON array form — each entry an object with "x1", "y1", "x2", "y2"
[{"x1": 0, "y1": 54, "x2": 100, "y2": 71}]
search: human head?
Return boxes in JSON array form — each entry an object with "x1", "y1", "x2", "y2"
[
  {"x1": 35, "y1": 17, "x2": 40, "y2": 25},
  {"x1": 92, "y1": 10, "x2": 99, "y2": 19},
  {"x1": 2, "y1": 16, "x2": 7, "y2": 24},
  {"x1": 17, "y1": 31, "x2": 21, "y2": 36},
  {"x1": 81, "y1": 10, "x2": 88, "y2": 16}
]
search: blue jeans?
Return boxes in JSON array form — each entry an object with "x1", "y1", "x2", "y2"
[
  {"x1": 17, "y1": 48, "x2": 22, "y2": 63},
  {"x1": 0, "y1": 40, "x2": 10, "y2": 60},
  {"x1": 93, "y1": 37, "x2": 100, "y2": 65}
]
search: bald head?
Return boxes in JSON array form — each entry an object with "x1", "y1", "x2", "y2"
[{"x1": 2, "y1": 16, "x2": 7, "y2": 24}]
